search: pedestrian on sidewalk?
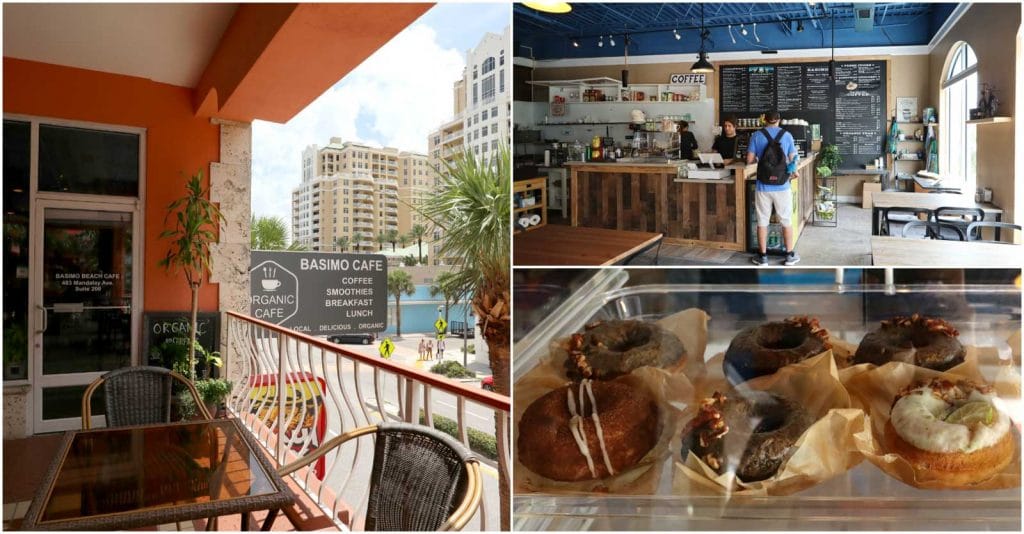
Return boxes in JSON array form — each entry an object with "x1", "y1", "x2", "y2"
[
  {"x1": 417, "y1": 338, "x2": 426, "y2": 361},
  {"x1": 437, "y1": 338, "x2": 446, "y2": 359},
  {"x1": 426, "y1": 339, "x2": 434, "y2": 361}
]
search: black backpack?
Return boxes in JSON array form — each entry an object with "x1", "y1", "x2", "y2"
[{"x1": 756, "y1": 129, "x2": 790, "y2": 186}]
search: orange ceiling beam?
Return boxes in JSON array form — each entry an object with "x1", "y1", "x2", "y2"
[{"x1": 195, "y1": 2, "x2": 434, "y2": 123}]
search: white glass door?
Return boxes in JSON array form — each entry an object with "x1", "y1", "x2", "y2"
[{"x1": 32, "y1": 201, "x2": 140, "y2": 432}]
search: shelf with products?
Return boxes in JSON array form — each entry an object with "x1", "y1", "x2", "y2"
[
  {"x1": 513, "y1": 177, "x2": 547, "y2": 233},
  {"x1": 536, "y1": 78, "x2": 708, "y2": 104}
]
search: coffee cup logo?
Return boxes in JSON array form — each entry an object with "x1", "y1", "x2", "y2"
[{"x1": 261, "y1": 266, "x2": 281, "y2": 291}]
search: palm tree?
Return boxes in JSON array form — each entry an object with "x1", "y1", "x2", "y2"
[
  {"x1": 159, "y1": 170, "x2": 222, "y2": 380},
  {"x1": 398, "y1": 233, "x2": 411, "y2": 249},
  {"x1": 375, "y1": 231, "x2": 387, "y2": 251},
  {"x1": 351, "y1": 232, "x2": 364, "y2": 253},
  {"x1": 251, "y1": 215, "x2": 288, "y2": 250},
  {"x1": 335, "y1": 236, "x2": 350, "y2": 252},
  {"x1": 414, "y1": 146, "x2": 510, "y2": 529},
  {"x1": 385, "y1": 229, "x2": 399, "y2": 251},
  {"x1": 429, "y1": 271, "x2": 464, "y2": 328},
  {"x1": 386, "y1": 270, "x2": 415, "y2": 338},
  {"x1": 409, "y1": 224, "x2": 427, "y2": 263}
]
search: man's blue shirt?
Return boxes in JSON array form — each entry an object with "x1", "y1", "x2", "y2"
[{"x1": 748, "y1": 126, "x2": 797, "y2": 192}]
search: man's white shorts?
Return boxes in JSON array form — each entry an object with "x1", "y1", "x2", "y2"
[{"x1": 755, "y1": 189, "x2": 792, "y2": 227}]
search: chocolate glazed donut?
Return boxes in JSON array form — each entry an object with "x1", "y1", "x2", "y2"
[
  {"x1": 681, "y1": 390, "x2": 813, "y2": 482},
  {"x1": 723, "y1": 316, "x2": 831, "y2": 385},
  {"x1": 854, "y1": 314, "x2": 965, "y2": 371},
  {"x1": 565, "y1": 320, "x2": 687, "y2": 381}
]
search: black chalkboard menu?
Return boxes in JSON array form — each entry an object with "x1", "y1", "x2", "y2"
[
  {"x1": 143, "y1": 312, "x2": 221, "y2": 373},
  {"x1": 719, "y1": 60, "x2": 887, "y2": 168}
]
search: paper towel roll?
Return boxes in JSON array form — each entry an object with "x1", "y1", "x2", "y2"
[
  {"x1": 528, "y1": 214, "x2": 542, "y2": 226},
  {"x1": 518, "y1": 217, "x2": 531, "y2": 229}
]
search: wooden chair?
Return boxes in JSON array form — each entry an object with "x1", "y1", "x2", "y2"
[
  {"x1": 82, "y1": 366, "x2": 210, "y2": 429},
  {"x1": 966, "y1": 221, "x2": 1023, "y2": 244},
  {"x1": 262, "y1": 422, "x2": 482, "y2": 531}
]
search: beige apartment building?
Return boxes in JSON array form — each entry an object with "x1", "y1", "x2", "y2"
[{"x1": 293, "y1": 138, "x2": 429, "y2": 253}]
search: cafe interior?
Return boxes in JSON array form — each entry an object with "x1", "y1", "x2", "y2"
[{"x1": 512, "y1": 2, "x2": 1022, "y2": 267}]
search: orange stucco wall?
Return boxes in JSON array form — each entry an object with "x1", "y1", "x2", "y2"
[{"x1": 3, "y1": 58, "x2": 221, "y2": 314}]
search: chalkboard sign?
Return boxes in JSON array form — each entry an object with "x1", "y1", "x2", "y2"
[
  {"x1": 143, "y1": 312, "x2": 221, "y2": 372},
  {"x1": 719, "y1": 60, "x2": 887, "y2": 168}
]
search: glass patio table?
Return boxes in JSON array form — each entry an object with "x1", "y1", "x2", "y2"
[{"x1": 20, "y1": 418, "x2": 294, "y2": 530}]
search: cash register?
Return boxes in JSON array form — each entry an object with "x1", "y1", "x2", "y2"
[{"x1": 685, "y1": 153, "x2": 732, "y2": 180}]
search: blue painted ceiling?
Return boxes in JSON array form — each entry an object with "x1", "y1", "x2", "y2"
[{"x1": 514, "y1": 2, "x2": 959, "y2": 60}]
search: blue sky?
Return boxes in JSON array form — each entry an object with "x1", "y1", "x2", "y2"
[{"x1": 251, "y1": 2, "x2": 509, "y2": 227}]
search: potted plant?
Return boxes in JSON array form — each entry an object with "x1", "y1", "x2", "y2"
[
  {"x1": 815, "y1": 144, "x2": 843, "y2": 179},
  {"x1": 157, "y1": 170, "x2": 222, "y2": 381},
  {"x1": 194, "y1": 378, "x2": 233, "y2": 418},
  {"x1": 3, "y1": 323, "x2": 27, "y2": 380}
]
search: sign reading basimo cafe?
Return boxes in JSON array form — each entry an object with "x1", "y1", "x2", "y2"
[{"x1": 250, "y1": 251, "x2": 388, "y2": 335}]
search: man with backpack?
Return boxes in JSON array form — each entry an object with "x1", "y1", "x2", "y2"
[{"x1": 746, "y1": 110, "x2": 801, "y2": 266}]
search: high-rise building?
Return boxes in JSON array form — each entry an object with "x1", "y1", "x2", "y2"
[{"x1": 292, "y1": 138, "x2": 427, "y2": 252}]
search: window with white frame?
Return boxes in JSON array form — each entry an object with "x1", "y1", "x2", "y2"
[
  {"x1": 940, "y1": 41, "x2": 978, "y2": 191},
  {"x1": 482, "y1": 57, "x2": 495, "y2": 74}
]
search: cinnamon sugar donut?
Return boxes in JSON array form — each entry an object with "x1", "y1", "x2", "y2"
[
  {"x1": 517, "y1": 378, "x2": 660, "y2": 481},
  {"x1": 723, "y1": 316, "x2": 831, "y2": 385},
  {"x1": 855, "y1": 315, "x2": 965, "y2": 371},
  {"x1": 564, "y1": 320, "x2": 687, "y2": 381},
  {"x1": 886, "y1": 378, "x2": 1013, "y2": 486}
]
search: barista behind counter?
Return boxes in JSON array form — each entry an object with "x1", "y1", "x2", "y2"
[{"x1": 710, "y1": 116, "x2": 740, "y2": 162}]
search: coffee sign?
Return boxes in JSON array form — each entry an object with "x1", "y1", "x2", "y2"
[
  {"x1": 670, "y1": 73, "x2": 706, "y2": 84},
  {"x1": 250, "y1": 251, "x2": 388, "y2": 335}
]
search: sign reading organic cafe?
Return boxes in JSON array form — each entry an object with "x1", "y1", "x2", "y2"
[{"x1": 249, "y1": 251, "x2": 388, "y2": 335}]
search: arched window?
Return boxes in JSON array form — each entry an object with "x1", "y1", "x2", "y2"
[
  {"x1": 482, "y1": 57, "x2": 496, "y2": 74},
  {"x1": 940, "y1": 42, "x2": 978, "y2": 190}
]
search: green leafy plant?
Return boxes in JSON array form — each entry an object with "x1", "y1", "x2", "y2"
[
  {"x1": 419, "y1": 411, "x2": 497, "y2": 460},
  {"x1": 816, "y1": 144, "x2": 843, "y2": 178},
  {"x1": 149, "y1": 339, "x2": 192, "y2": 375},
  {"x1": 402, "y1": 254, "x2": 418, "y2": 267},
  {"x1": 409, "y1": 224, "x2": 428, "y2": 263},
  {"x1": 177, "y1": 390, "x2": 198, "y2": 421},
  {"x1": 4, "y1": 322, "x2": 27, "y2": 379},
  {"x1": 192, "y1": 340, "x2": 222, "y2": 379},
  {"x1": 158, "y1": 171, "x2": 223, "y2": 380},
  {"x1": 387, "y1": 269, "x2": 416, "y2": 337},
  {"x1": 430, "y1": 271, "x2": 465, "y2": 329},
  {"x1": 195, "y1": 378, "x2": 232, "y2": 405},
  {"x1": 429, "y1": 360, "x2": 476, "y2": 379}
]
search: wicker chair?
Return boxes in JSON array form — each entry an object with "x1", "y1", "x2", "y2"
[
  {"x1": 81, "y1": 366, "x2": 211, "y2": 429},
  {"x1": 262, "y1": 422, "x2": 482, "y2": 531}
]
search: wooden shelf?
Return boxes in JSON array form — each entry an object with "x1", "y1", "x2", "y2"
[
  {"x1": 965, "y1": 116, "x2": 1012, "y2": 125},
  {"x1": 513, "y1": 206, "x2": 543, "y2": 214}
]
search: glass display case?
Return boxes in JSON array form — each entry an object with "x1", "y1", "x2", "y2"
[{"x1": 513, "y1": 269, "x2": 1021, "y2": 531}]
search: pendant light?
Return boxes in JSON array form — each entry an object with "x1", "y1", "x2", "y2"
[
  {"x1": 621, "y1": 34, "x2": 631, "y2": 88},
  {"x1": 828, "y1": 12, "x2": 836, "y2": 79},
  {"x1": 523, "y1": 1, "x2": 571, "y2": 14},
  {"x1": 690, "y1": 5, "x2": 714, "y2": 73}
]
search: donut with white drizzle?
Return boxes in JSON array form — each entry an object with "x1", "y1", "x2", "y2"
[{"x1": 517, "y1": 377, "x2": 660, "y2": 482}]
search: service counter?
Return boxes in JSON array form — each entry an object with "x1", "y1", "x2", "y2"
[{"x1": 567, "y1": 154, "x2": 815, "y2": 252}]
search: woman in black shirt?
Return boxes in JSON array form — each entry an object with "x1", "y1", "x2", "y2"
[
  {"x1": 711, "y1": 116, "x2": 740, "y2": 162},
  {"x1": 677, "y1": 120, "x2": 699, "y2": 159}
]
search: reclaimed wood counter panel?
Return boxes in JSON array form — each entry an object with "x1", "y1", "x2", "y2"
[{"x1": 567, "y1": 162, "x2": 744, "y2": 251}]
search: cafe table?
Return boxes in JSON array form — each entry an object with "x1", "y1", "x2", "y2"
[
  {"x1": 514, "y1": 224, "x2": 663, "y2": 266},
  {"x1": 870, "y1": 191, "x2": 1003, "y2": 236},
  {"x1": 870, "y1": 236, "x2": 1022, "y2": 266},
  {"x1": 20, "y1": 418, "x2": 294, "y2": 531}
]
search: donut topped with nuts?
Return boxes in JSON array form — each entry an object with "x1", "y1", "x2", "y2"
[
  {"x1": 562, "y1": 319, "x2": 687, "y2": 381},
  {"x1": 854, "y1": 314, "x2": 965, "y2": 371}
]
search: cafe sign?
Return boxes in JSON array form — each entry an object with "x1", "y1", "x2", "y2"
[
  {"x1": 250, "y1": 251, "x2": 388, "y2": 335},
  {"x1": 670, "y1": 73, "x2": 706, "y2": 85}
]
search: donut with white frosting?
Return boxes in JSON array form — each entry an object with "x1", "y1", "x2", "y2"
[{"x1": 886, "y1": 378, "x2": 1014, "y2": 486}]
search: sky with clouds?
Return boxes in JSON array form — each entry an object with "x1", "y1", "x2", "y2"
[{"x1": 251, "y1": 2, "x2": 509, "y2": 226}]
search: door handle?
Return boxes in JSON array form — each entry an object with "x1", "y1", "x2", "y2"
[{"x1": 37, "y1": 305, "x2": 48, "y2": 334}]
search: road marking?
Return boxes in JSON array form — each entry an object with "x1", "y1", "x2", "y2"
[{"x1": 435, "y1": 399, "x2": 491, "y2": 424}]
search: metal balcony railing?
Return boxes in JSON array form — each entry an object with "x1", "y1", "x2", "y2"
[{"x1": 224, "y1": 311, "x2": 509, "y2": 531}]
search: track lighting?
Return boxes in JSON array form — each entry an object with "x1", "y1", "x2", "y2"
[
  {"x1": 740, "y1": 23, "x2": 748, "y2": 36},
  {"x1": 673, "y1": 28, "x2": 681, "y2": 40},
  {"x1": 797, "y1": 20, "x2": 804, "y2": 32},
  {"x1": 598, "y1": 35, "x2": 603, "y2": 47},
  {"x1": 753, "y1": 22, "x2": 760, "y2": 42},
  {"x1": 728, "y1": 24, "x2": 736, "y2": 44},
  {"x1": 572, "y1": 38, "x2": 579, "y2": 48},
  {"x1": 609, "y1": 35, "x2": 616, "y2": 47}
]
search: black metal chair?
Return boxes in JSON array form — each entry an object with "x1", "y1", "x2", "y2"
[
  {"x1": 934, "y1": 207, "x2": 985, "y2": 240},
  {"x1": 882, "y1": 207, "x2": 932, "y2": 237},
  {"x1": 966, "y1": 221, "x2": 1023, "y2": 244},
  {"x1": 900, "y1": 220, "x2": 966, "y2": 241},
  {"x1": 81, "y1": 366, "x2": 211, "y2": 429},
  {"x1": 262, "y1": 422, "x2": 482, "y2": 531}
]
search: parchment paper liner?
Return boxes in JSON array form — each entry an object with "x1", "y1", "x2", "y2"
[
  {"x1": 513, "y1": 309, "x2": 709, "y2": 494},
  {"x1": 674, "y1": 351, "x2": 868, "y2": 496},
  {"x1": 843, "y1": 358, "x2": 1021, "y2": 490}
]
